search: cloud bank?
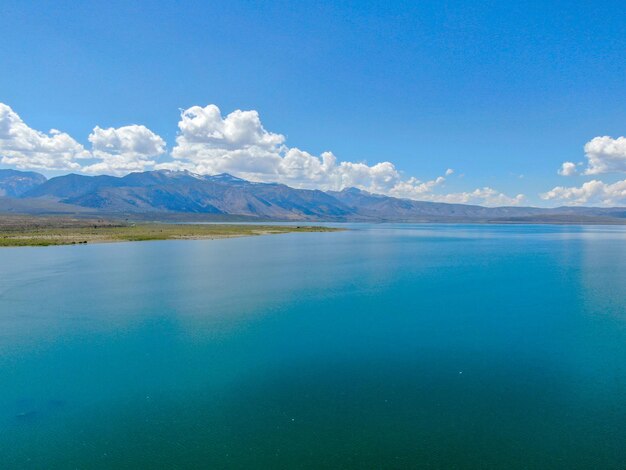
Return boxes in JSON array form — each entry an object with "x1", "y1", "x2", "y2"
[
  {"x1": 0, "y1": 104, "x2": 164, "y2": 176},
  {"x1": 547, "y1": 135, "x2": 626, "y2": 205},
  {"x1": 583, "y1": 136, "x2": 626, "y2": 175},
  {"x1": 0, "y1": 103, "x2": 89, "y2": 170},
  {"x1": 85, "y1": 125, "x2": 166, "y2": 175},
  {"x1": 558, "y1": 136, "x2": 626, "y2": 177},
  {"x1": 0, "y1": 101, "x2": 526, "y2": 206},
  {"x1": 162, "y1": 104, "x2": 524, "y2": 206},
  {"x1": 541, "y1": 179, "x2": 626, "y2": 206}
]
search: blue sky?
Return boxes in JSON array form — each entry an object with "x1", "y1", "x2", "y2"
[{"x1": 1, "y1": 0, "x2": 626, "y2": 206}]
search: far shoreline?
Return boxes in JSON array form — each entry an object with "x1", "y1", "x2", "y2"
[{"x1": 0, "y1": 216, "x2": 343, "y2": 247}]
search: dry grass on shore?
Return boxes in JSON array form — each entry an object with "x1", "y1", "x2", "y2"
[{"x1": 0, "y1": 216, "x2": 341, "y2": 247}]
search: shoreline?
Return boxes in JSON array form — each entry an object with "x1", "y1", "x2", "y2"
[{"x1": 0, "y1": 217, "x2": 343, "y2": 247}]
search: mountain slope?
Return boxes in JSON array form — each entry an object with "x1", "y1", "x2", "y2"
[
  {"x1": 327, "y1": 188, "x2": 537, "y2": 220},
  {"x1": 0, "y1": 169, "x2": 47, "y2": 197},
  {"x1": 22, "y1": 170, "x2": 356, "y2": 220},
  {"x1": 3, "y1": 168, "x2": 625, "y2": 223}
]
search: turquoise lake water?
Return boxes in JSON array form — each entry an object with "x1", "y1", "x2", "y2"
[{"x1": 1, "y1": 224, "x2": 626, "y2": 469}]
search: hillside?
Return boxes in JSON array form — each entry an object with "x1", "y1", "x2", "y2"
[{"x1": 0, "y1": 169, "x2": 624, "y2": 224}]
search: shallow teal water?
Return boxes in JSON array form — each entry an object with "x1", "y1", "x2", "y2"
[{"x1": 1, "y1": 224, "x2": 626, "y2": 469}]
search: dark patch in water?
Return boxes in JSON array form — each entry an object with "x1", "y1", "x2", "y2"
[
  {"x1": 46, "y1": 399, "x2": 66, "y2": 410},
  {"x1": 10, "y1": 398, "x2": 67, "y2": 424},
  {"x1": 14, "y1": 398, "x2": 36, "y2": 409},
  {"x1": 15, "y1": 410, "x2": 40, "y2": 422}
]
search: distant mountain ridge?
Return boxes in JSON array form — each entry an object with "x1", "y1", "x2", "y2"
[
  {"x1": 0, "y1": 169, "x2": 47, "y2": 197},
  {"x1": 1, "y1": 168, "x2": 625, "y2": 223},
  {"x1": 20, "y1": 170, "x2": 355, "y2": 220}
]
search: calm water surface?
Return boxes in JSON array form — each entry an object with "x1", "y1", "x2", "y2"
[{"x1": 1, "y1": 224, "x2": 626, "y2": 469}]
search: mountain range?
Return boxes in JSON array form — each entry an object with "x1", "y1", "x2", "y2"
[
  {"x1": 1, "y1": 168, "x2": 625, "y2": 223},
  {"x1": 0, "y1": 169, "x2": 47, "y2": 197}
]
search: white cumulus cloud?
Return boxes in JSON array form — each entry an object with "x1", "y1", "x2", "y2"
[
  {"x1": 549, "y1": 136, "x2": 626, "y2": 205},
  {"x1": 559, "y1": 136, "x2": 626, "y2": 176},
  {"x1": 419, "y1": 187, "x2": 525, "y2": 206},
  {"x1": 0, "y1": 101, "x2": 524, "y2": 207},
  {"x1": 0, "y1": 103, "x2": 166, "y2": 175},
  {"x1": 583, "y1": 136, "x2": 626, "y2": 174},
  {"x1": 0, "y1": 103, "x2": 89, "y2": 170},
  {"x1": 83, "y1": 125, "x2": 166, "y2": 175},
  {"x1": 168, "y1": 104, "x2": 284, "y2": 178},
  {"x1": 166, "y1": 104, "x2": 523, "y2": 206},
  {"x1": 558, "y1": 161, "x2": 578, "y2": 176},
  {"x1": 541, "y1": 179, "x2": 626, "y2": 206}
]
